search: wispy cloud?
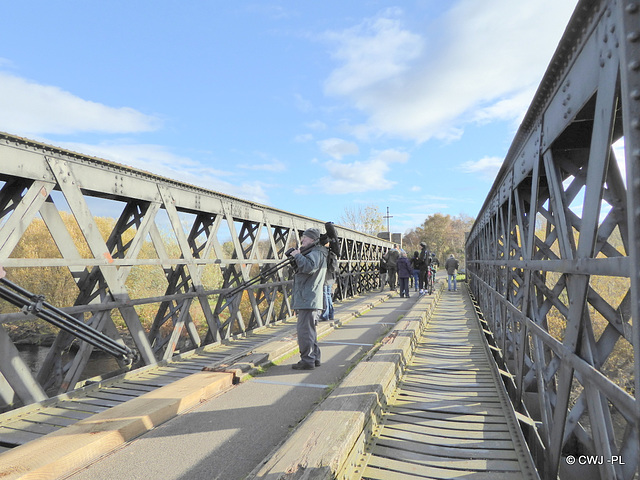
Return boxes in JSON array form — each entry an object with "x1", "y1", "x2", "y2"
[
  {"x1": 317, "y1": 137, "x2": 359, "y2": 160},
  {"x1": 316, "y1": 148, "x2": 408, "y2": 194},
  {"x1": 459, "y1": 156, "x2": 503, "y2": 181},
  {"x1": 0, "y1": 72, "x2": 161, "y2": 136},
  {"x1": 322, "y1": 0, "x2": 578, "y2": 143},
  {"x1": 57, "y1": 141, "x2": 271, "y2": 204}
]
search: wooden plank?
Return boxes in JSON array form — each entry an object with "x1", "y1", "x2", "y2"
[
  {"x1": 396, "y1": 387, "x2": 502, "y2": 403},
  {"x1": 364, "y1": 455, "x2": 525, "y2": 480},
  {"x1": 21, "y1": 413, "x2": 79, "y2": 427},
  {"x1": 36, "y1": 407, "x2": 95, "y2": 421},
  {"x1": 360, "y1": 289, "x2": 535, "y2": 479},
  {"x1": 371, "y1": 444, "x2": 523, "y2": 471},
  {"x1": 2, "y1": 420, "x2": 60, "y2": 436},
  {"x1": 0, "y1": 371, "x2": 233, "y2": 480},
  {"x1": 380, "y1": 423, "x2": 516, "y2": 449},
  {"x1": 56, "y1": 400, "x2": 109, "y2": 414},
  {"x1": 383, "y1": 413, "x2": 510, "y2": 432},
  {"x1": 384, "y1": 418, "x2": 513, "y2": 440},
  {"x1": 390, "y1": 406, "x2": 510, "y2": 425},
  {"x1": 391, "y1": 398, "x2": 507, "y2": 416},
  {"x1": 375, "y1": 436, "x2": 519, "y2": 461},
  {"x1": 119, "y1": 381, "x2": 160, "y2": 392},
  {"x1": 0, "y1": 427, "x2": 42, "y2": 446},
  {"x1": 85, "y1": 391, "x2": 138, "y2": 403}
]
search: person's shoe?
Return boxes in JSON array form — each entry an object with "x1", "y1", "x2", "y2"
[
  {"x1": 292, "y1": 361, "x2": 314, "y2": 370},
  {"x1": 315, "y1": 360, "x2": 321, "y2": 367}
]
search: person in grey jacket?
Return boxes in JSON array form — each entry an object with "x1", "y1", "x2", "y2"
[
  {"x1": 444, "y1": 254, "x2": 460, "y2": 292},
  {"x1": 290, "y1": 227, "x2": 328, "y2": 370}
]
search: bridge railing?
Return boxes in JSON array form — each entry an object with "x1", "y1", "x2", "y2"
[
  {"x1": 466, "y1": 1, "x2": 640, "y2": 479},
  {"x1": 0, "y1": 132, "x2": 391, "y2": 410}
]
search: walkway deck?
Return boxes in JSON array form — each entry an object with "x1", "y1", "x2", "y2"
[
  {"x1": 0, "y1": 284, "x2": 541, "y2": 480},
  {"x1": 358, "y1": 287, "x2": 538, "y2": 480}
]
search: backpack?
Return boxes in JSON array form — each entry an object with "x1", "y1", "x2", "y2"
[{"x1": 327, "y1": 251, "x2": 338, "y2": 275}]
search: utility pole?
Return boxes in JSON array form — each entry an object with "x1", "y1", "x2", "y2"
[{"x1": 383, "y1": 207, "x2": 393, "y2": 241}]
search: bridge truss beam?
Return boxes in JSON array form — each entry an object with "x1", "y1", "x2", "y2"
[
  {"x1": 467, "y1": 1, "x2": 640, "y2": 479},
  {"x1": 0, "y1": 133, "x2": 390, "y2": 410}
]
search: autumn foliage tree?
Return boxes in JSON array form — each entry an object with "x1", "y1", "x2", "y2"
[{"x1": 403, "y1": 213, "x2": 474, "y2": 266}]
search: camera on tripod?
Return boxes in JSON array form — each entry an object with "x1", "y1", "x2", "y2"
[{"x1": 225, "y1": 222, "x2": 339, "y2": 298}]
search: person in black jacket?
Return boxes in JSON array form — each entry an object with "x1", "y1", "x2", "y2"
[
  {"x1": 384, "y1": 244, "x2": 400, "y2": 291},
  {"x1": 379, "y1": 254, "x2": 388, "y2": 291},
  {"x1": 417, "y1": 242, "x2": 431, "y2": 295},
  {"x1": 397, "y1": 251, "x2": 412, "y2": 298}
]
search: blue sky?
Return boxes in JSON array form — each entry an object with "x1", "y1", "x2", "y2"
[{"x1": 0, "y1": 1, "x2": 582, "y2": 234}]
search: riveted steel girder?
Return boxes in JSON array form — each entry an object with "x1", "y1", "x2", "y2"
[
  {"x1": 0, "y1": 132, "x2": 391, "y2": 411},
  {"x1": 466, "y1": 1, "x2": 640, "y2": 479}
]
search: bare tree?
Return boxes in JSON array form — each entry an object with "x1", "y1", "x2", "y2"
[{"x1": 339, "y1": 204, "x2": 385, "y2": 236}]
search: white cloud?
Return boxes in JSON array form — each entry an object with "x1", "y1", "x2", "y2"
[
  {"x1": 317, "y1": 148, "x2": 408, "y2": 194},
  {"x1": 294, "y1": 133, "x2": 313, "y2": 143},
  {"x1": 322, "y1": 0, "x2": 578, "y2": 143},
  {"x1": 0, "y1": 72, "x2": 161, "y2": 136},
  {"x1": 57, "y1": 141, "x2": 271, "y2": 204},
  {"x1": 294, "y1": 93, "x2": 312, "y2": 112},
  {"x1": 305, "y1": 121, "x2": 327, "y2": 131},
  {"x1": 460, "y1": 156, "x2": 503, "y2": 181},
  {"x1": 317, "y1": 137, "x2": 359, "y2": 159},
  {"x1": 238, "y1": 158, "x2": 286, "y2": 172},
  {"x1": 324, "y1": 8, "x2": 424, "y2": 98}
]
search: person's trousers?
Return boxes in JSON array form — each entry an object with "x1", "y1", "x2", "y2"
[
  {"x1": 419, "y1": 269, "x2": 428, "y2": 290},
  {"x1": 296, "y1": 309, "x2": 321, "y2": 366},
  {"x1": 321, "y1": 284, "x2": 334, "y2": 320},
  {"x1": 399, "y1": 277, "x2": 409, "y2": 297},
  {"x1": 379, "y1": 272, "x2": 388, "y2": 290},
  {"x1": 388, "y1": 266, "x2": 398, "y2": 289},
  {"x1": 447, "y1": 273, "x2": 457, "y2": 291},
  {"x1": 411, "y1": 270, "x2": 419, "y2": 290}
]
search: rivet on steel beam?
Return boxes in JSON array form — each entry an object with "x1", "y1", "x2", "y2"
[
  {"x1": 628, "y1": 31, "x2": 640, "y2": 42},
  {"x1": 632, "y1": 89, "x2": 640, "y2": 100},
  {"x1": 626, "y1": 2, "x2": 639, "y2": 13},
  {"x1": 630, "y1": 60, "x2": 640, "y2": 71},
  {"x1": 633, "y1": 118, "x2": 640, "y2": 129}
]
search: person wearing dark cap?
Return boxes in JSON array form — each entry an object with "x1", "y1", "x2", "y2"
[
  {"x1": 289, "y1": 227, "x2": 328, "y2": 370},
  {"x1": 417, "y1": 241, "x2": 431, "y2": 295}
]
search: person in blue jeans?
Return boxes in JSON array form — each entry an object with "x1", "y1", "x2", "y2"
[
  {"x1": 444, "y1": 254, "x2": 459, "y2": 291},
  {"x1": 410, "y1": 251, "x2": 420, "y2": 292},
  {"x1": 320, "y1": 248, "x2": 336, "y2": 321}
]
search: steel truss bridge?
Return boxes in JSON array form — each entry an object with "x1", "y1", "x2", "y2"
[
  {"x1": 466, "y1": 0, "x2": 640, "y2": 479},
  {"x1": 1, "y1": 0, "x2": 639, "y2": 478},
  {"x1": 0, "y1": 131, "x2": 390, "y2": 408}
]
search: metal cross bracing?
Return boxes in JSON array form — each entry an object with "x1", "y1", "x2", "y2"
[
  {"x1": 466, "y1": 1, "x2": 640, "y2": 479},
  {"x1": 0, "y1": 132, "x2": 392, "y2": 413}
]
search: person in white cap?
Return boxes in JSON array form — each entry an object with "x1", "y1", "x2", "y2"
[{"x1": 289, "y1": 227, "x2": 328, "y2": 370}]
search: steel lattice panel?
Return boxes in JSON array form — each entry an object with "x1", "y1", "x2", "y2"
[
  {"x1": 466, "y1": 1, "x2": 640, "y2": 479},
  {"x1": 0, "y1": 132, "x2": 391, "y2": 411}
]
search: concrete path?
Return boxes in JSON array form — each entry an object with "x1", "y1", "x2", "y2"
[{"x1": 64, "y1": 292, "x2": 426, "y2": 480}]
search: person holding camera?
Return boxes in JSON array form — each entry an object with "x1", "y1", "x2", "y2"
[
  {"x1": 384, "y1": 244, "x2": 400, "y2": 291},
  {"x1": 290, "y1": 228, "x2": 328, "y2": 370}
]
